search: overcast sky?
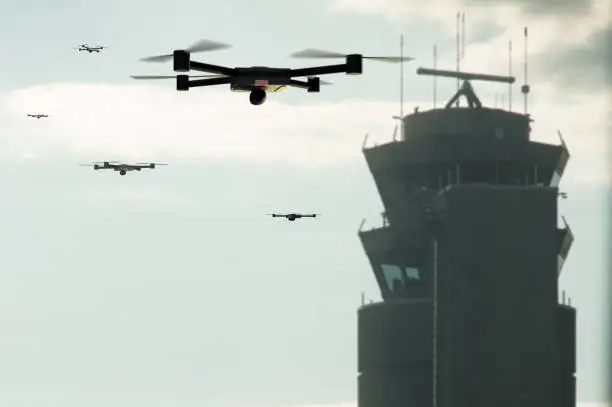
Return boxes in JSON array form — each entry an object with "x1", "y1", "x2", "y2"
[{"x1": 0, "y1": 0, "x2": 610, "y2": 406}]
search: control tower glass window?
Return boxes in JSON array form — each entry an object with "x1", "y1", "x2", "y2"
[
  {"x1": 406, "y1": 266, "x2": 420, "y2": 280},
  {"x1": 381, "y1": 264, "x2": 404, "y2": 292},
  {"x1": 381, "y1": 264, "x2": 422, "y2": 294}
]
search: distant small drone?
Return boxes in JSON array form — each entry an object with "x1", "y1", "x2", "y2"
[
  {"x1": 75, "y1": 44, "x2": 107, "y2": 53},
  {"x1": 27, "y1": 114, "x2": 48, "y2": 119},
  {"x1": 131, "y1": 39, "x2": 413, "y2": 105},
  {"x1": 268, "y1": 213, "x2": 320, "y2": 221},
  {"x1": 79, "y1": 161, "x2": 167, "y2": 176}
]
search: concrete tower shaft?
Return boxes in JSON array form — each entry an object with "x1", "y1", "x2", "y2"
[
  {"x1": 360, "y1": 106, "x2": 572, "y2": 301},
  {"x1": 356, "y1": 72, "x2": 576, "y2": 407}
]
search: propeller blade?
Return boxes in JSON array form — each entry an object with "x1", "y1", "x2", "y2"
[
  {"x1": 139, "y1": 54, "x2": 173, "y2": 63},
  {"x1": 185, "y1": 39, "x2": 231, "y2": 53},
  {"x1": 319, "y1": 79, "x2": 332, "y2": 85},
  {"x1": 364, "y1": 56, "x2": 415, "y2": 63},
  {"x1": 139, "y1": 39, "x2": 231, "y2": 63},
  {"x1": 291, "y1": 49, "x2": 346, "y2": 58},
  {"x1": 130, "y1": 75, "x2": 222, "y2": 80},
  {"x1": 290, "y1": 49, "x2": 415, "y2": 63}
]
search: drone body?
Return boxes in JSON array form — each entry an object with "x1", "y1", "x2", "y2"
[
  {"x1": 131, "y1": 39, "x2": 413, "y2": 105},
  {"x1": 76, "y1": 44, "x2": 107, "y2": 53},
  {"x1": 268, "y1": 213, "x2": 320, "y2": 221},
  {"x1": 27, "y1": 114, "x2": 48, "y2": 119},
  {"x1": 80, "y1": 161, "x2": 167, "y2": 176}
]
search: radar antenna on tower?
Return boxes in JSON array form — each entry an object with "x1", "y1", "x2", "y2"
[{"x1": 416, "y1": 67, "x2": 515, "y2": 108}]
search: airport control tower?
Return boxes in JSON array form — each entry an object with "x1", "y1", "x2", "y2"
[{"x1": 356, "y1": 67, "x2": 576, "y2": 407}]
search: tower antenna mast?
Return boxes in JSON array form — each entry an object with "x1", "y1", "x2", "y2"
[
  {"x1": 456, "y1": 12, "x2": 460, "y2": 107},
  {"x1": 433, "y1": 44, "x2": 437, "y2": 108},
  {"x1": 400, "y1": 34, "x2": 404, "y2": 120},
  {"x1": 462, "y1": 12, "x2": 466, "y2": 63},
  {"x1": 508, "y1": 40, "x2": 512, "y2": 111},
  {"x1": 522, "y1": 27, "x2": 530, "y2": 115}
]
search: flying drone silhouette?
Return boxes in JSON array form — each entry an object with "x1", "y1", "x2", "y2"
[
  {"x1": 267, "y1": 213, "x2": 320, "y2": 221},
  {"x1": 75, "y1": 44, "x2": 108, "y2": 53},
  {"x1": 131, "y1": 39, "x2": 414, "y2": 105},
  {"x1": 79, "y1": 161, "x2": 167, "y2": 176}
]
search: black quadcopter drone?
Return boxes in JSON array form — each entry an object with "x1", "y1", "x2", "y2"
[
  {"x1": 75, "y1": 44, "x2": 107, "y2": 53},
  {"x1": 131, "y1": 39, "x2": 414, "y2": 105},
  {"x1": 79, "y1": 161, "x2": 167, "y2": 176},
  {"x1": 267, "y1": 213, "x2": 320, "y2": 221}
]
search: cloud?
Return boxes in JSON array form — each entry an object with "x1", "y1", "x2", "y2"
[
  {"x1": 83, "y1": 186, "x2": 185, "y2": 205},
  {"x1": 533, "y1": 24, "x2": 612, "y2": 92},
  {"x1": 0, "y1": 83, "x2": 400, "y2": 168},
  {"x1": 0, "y1": 81, "x2": 608, "y2": 186},
  {"x1": 327, "y1": 0, "x2": 609, "y2": 29},
  {"x1": 464, "y1": 0, "x2": 597, "y2": 16},
  {"x1": 327, "y1": 0, "x2": 612, "y2": 93}
]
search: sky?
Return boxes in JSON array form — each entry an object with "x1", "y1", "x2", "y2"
[{"x1": 0, "y1": 0, "x2": 610, "y2": 406}]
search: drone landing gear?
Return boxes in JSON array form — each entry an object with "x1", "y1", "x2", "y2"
[
  {"x1": 120, "y1": 170, "x2": 126, "y2": 176},
  {"x1": 249, "y1": 89, "x2": 266, "y2": 105}
]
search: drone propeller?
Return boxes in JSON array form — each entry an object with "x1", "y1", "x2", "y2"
[
  {"x1": 139, "y1": 39, "x2": 231, "y2": 63},
  {"x1": 135, "y1": 162, "x2": 168, "y2": 165},
  {"x1": 312, "y1": 78, "x2": 332, "y2": 85},
  {"x1": 290, "y1": 48, "x2": 414, "y2": 63},
  {"x1": 90, "y1": 161, "x2": 119, "y2": 164},
  {"x1": 130, "y1": 74, "x2": 225, "y2": 80}
]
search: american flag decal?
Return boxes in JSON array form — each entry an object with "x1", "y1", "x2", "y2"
[{"x1": 254, "y1": 79, "x2": 269, "y2": 86}]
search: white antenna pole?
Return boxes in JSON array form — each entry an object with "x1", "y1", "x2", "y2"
[
  {"x1": 456, "y1": 12, "x2": 460, "y2": 108},
  {"x1": 462, "y1": 12, "x2": 466, "y2": 62},
  {"x1": 399, "y1": 34, "x2": 404, "y2": 139},
  {"x1": 400, "y1": 34, "x2": 404, "y2": 120},
  {"x1": 433, "y1": 44, "x2": 437, "y2": 108},
  {"x1": 523, "y1": 26, "x2": 529, "y2": 114},
  {"x1": 509, "y1": 40, "x2": 512, "y2": 111}
]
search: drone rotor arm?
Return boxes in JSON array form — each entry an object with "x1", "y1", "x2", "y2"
[
  {"x1": 130, "y1": 75, "x2": 222, "y2": 80},
  {"x1": 289, "y1": 64, "x2": 348, "y2": 78},
  {"x1": 188, "y1": 61, "x2": 235, "y2": 76}
]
